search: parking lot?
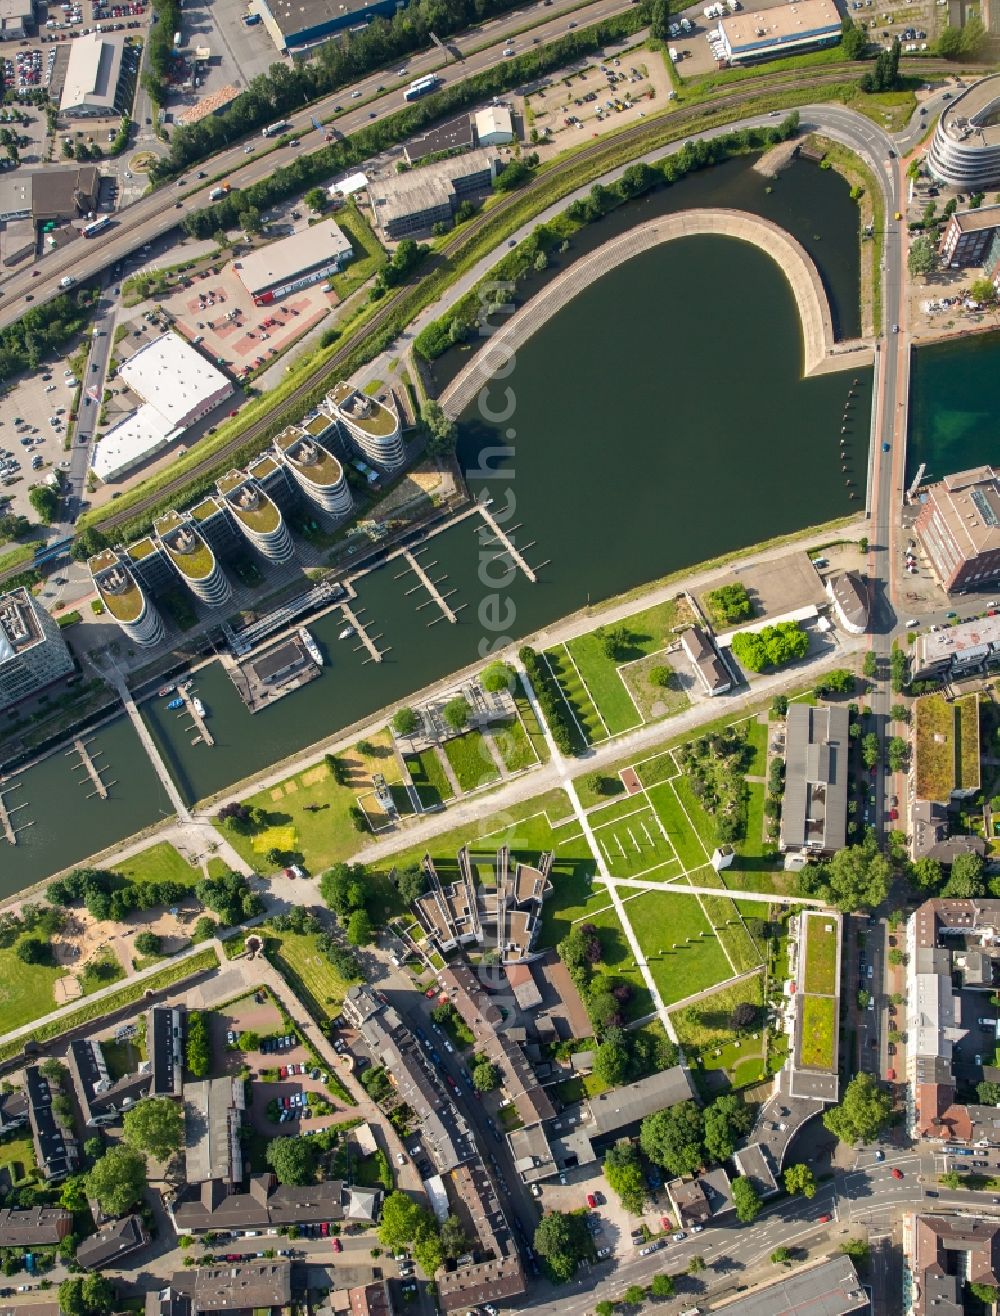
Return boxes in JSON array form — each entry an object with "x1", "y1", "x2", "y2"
[
  {"x1": 0, "y1": 355, "x2": 80, "y2": 524},
  {"x1": 157, "y1": 0, "x2": 280, "y2": 129},
  {"x1": 523, "y1": 48, "x2": 671, "y2": 153}
]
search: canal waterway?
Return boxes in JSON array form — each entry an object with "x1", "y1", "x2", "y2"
[
  {"x1": 908, "y1": 330, "x2": 1000, "y2": 484},
  {"x1": 7, "y1": 156, "x2": 871, "y2": 890}
]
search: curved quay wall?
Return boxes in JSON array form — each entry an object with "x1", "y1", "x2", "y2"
[{"x1": 439, "y1": 208, "x2": 874, "y2": 418}]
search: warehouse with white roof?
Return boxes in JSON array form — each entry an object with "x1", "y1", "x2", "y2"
[
  {"x1": 60, "y1": 32, "x2": 129, "y2": 117},
  {"x1": 90, "y1": 335, "x2": 233, "y2": 483},
  {"x1": 717, "y1": 0, "x2": 840, "y2": 64},
  {"x1": 236, "y1": 218, "x2": 353, "y2": 305}
]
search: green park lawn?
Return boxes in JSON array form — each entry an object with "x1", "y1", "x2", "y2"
[
  {"x1": 493, "y1": 718, "x2": 538, "y2": 773},
  {"x1": 0, "y1": 1135, "x2": 37, "y2": 1187},
  {"x1": 443, "y1": 731, "x2": 499, "y2": 793},
  {"x1": 217, "y1": 732, "x2": 399, "y2": 872},
  {"x1": 799, "y1": 994, "x2": 837, "y2": 1070},
  {"x1": 745, "y1": 718, "x2": 769, "y2": 775},
  {"x1": 590, "y1": 803, "x2": 679, "y2": 881},
  {"x1": 79, "y1": 949, "x2": 126, "y2": 995},
  {"x1": 267, "y1": 929, "x2": 361, "y2": 1022},
  {"x1": 113, "y1": 841, "x2": 204, "y2": 887},
  {"x1": 406, "y1": 747, "x2": 455, "y2": 809},
  {"x1": 513, "y1": 675, "x2": 550, "y2": 763},
  {"x1": 802, "y1": 913, "x2": 840, "y2": 995},
  {"x1": 635, "y1": 750, "x2": 677, "y2": 789},
  {"x1": 626, "y1": 889, "x2": 733, "y2": 1007},
  {"x1": 0, "y1": 948, "x2": 66, "y2": 1038},
  {"x1": 671, "y1": 972, "x2": 766, "y2": 1053},
  {"x1": 646, "y1": 782, "x2": 708, "y2": 871},
  {"x1": 583, "y1": 904, "x2": 654, "y2": 1021},
  {"x1": 543, "y1": 645, "x2": 607, "y2": 745}
]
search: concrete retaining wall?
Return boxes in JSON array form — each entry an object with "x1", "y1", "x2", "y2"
[{"x1": 440, "y1": 208, "x2": 874, "y2": 419}]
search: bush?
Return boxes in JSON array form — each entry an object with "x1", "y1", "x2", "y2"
[
  {"x1": 186, "y1": 1010, "x2": 211, "y2": 1078},
  {"x1": 519, "y1": 646, "x2": 576, "y2": 754},
  {"x1": 730, "y1": 621, "x2": 808, "y2": 673},
  {"x1": 706, "y1": 582, "x2": 753, "y2": 624}
]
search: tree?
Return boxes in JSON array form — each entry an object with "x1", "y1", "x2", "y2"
[
  {"x1": 970, "y1": 277, "x2": 996, "y2": 304},
  {"x1": 533, "y1": 1210, "x2": 590, "y2": 1281},
  {"x1": 824, "y1": 1073, "x2": 892, "y2": 1145},
  {"x1": 593, "y1": 1030, "x2": 631, "y2": 1088},
  {"x1": 910, "y1": 856, "x2": 942, "y2": 891},
  {"x1": 266, "y1": 1136, "x2": 318, "y2": 1185},
  {"x1": 443, "y1": 697, "x2": 471, "y2": 731},
  {"x1": 648, "y1": 664, "x2": 672, "y2": 688},
  {"x1": 392, "y1": 707, "x2": 419, "y2": 737},
  {"x1": 703, "y1": 1094, "x2": 752, "y2": 1164},
  {"x1": 186, "y1": 1010, "x2": 211, "y2": 1078},
  {"x1": 811, "y1": 835, "x2": 891, "y2": 912},
  {"x1": 420, "y1": 399, "x2": 457, "y2": 454},
  {"x1": 841, "y1": 14, "x2": 868, "y2": 58},
  {"x1": 890, "y1": 703, "x2": 911, "y2": 723},
  {"x1": 603, "y1": 1140, "x2": 646, "y2": 1215},
  {"x1": 650, "y1": 0, "x2": 670, "y2": 40},
  {"x1": 978, "y1": 1080, "x2": 1000, "y2": 1106},
  {"x1": 319, "y1": 864, "x2": 368, "y2": 918},
  {"x1": 840, "y1": 1238, "x2": 870, "y2": 1262},
  {"x1": 346, "y1": 908, "x2": 374, "y2": 946},
  {"x1": 16, "y1": 936, "x2": 51, "y2": 965},
  {"x1": 957, "y1": 13, "x2": 988, "y2": 55},
  {"x1": 58, "y1": 1275, "x2": 115, "y2": 1316},
  {"x1": 28, "y1": 484, "x2": 59, "y2": 524},
  {"x1": 238, "y1": 205, "x2": 262, "y2": 236},
  {"x1": 60, "y1": 1175, "x2": 90, "y2": 1212},
  {"x1": 596, "y1": 1303, "x2": 615, "y2": 1316},
  {"x1": 732, "y1": 1176, "x2": 762, "y2": 1223},
  {"x1": 379, "y1": 1192, "x2": 426, "y2": 1249},
  {"x1": 908, "y1": 235, "x2": 938, "y2": 279},
  {"x1": 887, "y1": 947, "x2": 905, "y2": 967},
  {"x1": 731, "y1": 1001, "x2": 759, "y2": 1031},
  {"x1": 707, "y1": 582, "x2": 753, "y2": 624},
  {"x1": 942, "y1": 851, "x2": 986, "y2": 899},
  {"x1": 192, "y1": 915, "x2": 217, "y2": 943},
  {"x1": 481, "y1": 661, "x2": 514, "y2": 693},
  {"x1": 304, "y1": 186, "x2": 327, "y2": 213},
  {"x1": 122, "y1": 1096, "x2": 183, "y2": 1160},
  {"x1": 396, "y1": 866, "x2": 425, "y2": 904},
  {"x1": 623, "y1": 1284, "x2": 647, "y2": 1305},
  {"x1": 598, "y1": 625, "x2": 632, "y2": 661},
  {"x1": 413, "y1": 1219, "x2": 444, "y2": 1278},
  {"x1": 134, "y1": 930, "x2": 161, "y2": 957},
  {"x1": 939, "y1": 1170, "x2": 964, "y2": 1189},
  {"x1": 731, "y1": 620, "x2": 808, "y2": 673},
  {"x1": 651, "y1": 1271, "x2": 676, "y2": 1296},
  {"x1": 472, "y1": 1061, "x2": 500, "y2": 1093},
  {"x1": 86, "y1": 1144, "x2": 146, "y2": 1216},
  {"x1": 784, "y1": 1163, "x2": 816, "y2": 1199},
  {"x1": 771, "y1": 1246, "x2": 792, "y2": 1264},
  {"x1": 440, "y1": 1214, "x2": 469, "y2": 1260},
  {"x1": 640, "y1": 1102, "x2": 703, "y2": 1176}
]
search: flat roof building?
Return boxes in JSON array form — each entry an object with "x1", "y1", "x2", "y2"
[
  {"x1": 92, "y1": 334, "x2": 232, "y2": 482},
  {"x1": 326, "y1": 381, "x2": 405, "y2": 471},
  {"x1": 236, "y1": 218, "x2": 353, "y2": 304},
  {"x1": 0, "y1": 0, "x2": 35, "y2": 42},
  {"x1": 717, "y1": 0, "x2": 841, "y2": 64},
  {"x1": 712, "y1": 1255, "x2": 866, "y2": 1316},
  {"x1": 60, "y1": 32, "x2": 128, "y2": 117},
  {"x1": 274, "y1": 425, "x2": 353, "y2": 519},
  {"x1": 913, "y1": 612, "x2": 1000, "y2": 680},
  {"x1": 89, "y1": 549, "x2": 164, "y2": 648},
  {"x1": 915, "y1": 465, "x2": 1000, "y2": 593},
  {"x1": 184, "y1": 1076, "x2": 244, "y2": 1186},
  {"x1": 779, "y1": 703, "x2": 849, "y2": 855},
  {"x1": 909, "y1": 694, "x2": 980, "y2": 861},
  {"x1": 368, "y1": 150, "x2": 498, "y2": 239},
  {"x1": 940, "y1": 203, "x2": 1000, "y2": 267},
  {"x1": 403, "y1": 113, "x2": 475, "y2": 165},
  {"x1": 0, "y1": 587, "x2": 74, "y2": 714},
  {"x1": 247, "y1": 0, "x2": 410, "y2": 52}
]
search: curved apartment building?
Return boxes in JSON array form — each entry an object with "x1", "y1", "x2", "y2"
[
  {"x1": 89, "y1": 549, "x2": 164, "y2": 648},
  {"x1": 216, "y1": 470, "x2": 294, "y2": 564},
  {"x1": 326, "y1": 382, "x2": 405, "y2": 472},
  {"x1": 154, "y1": 511, "x2": 232, "y2": 607},
  {"x1": 928, "y1": 77, "x2": 1000, "y2": 190},
  {"x1": 274, "y1": 426, "x2": 353, "y2": 519}
]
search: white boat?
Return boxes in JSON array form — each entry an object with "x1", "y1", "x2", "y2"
[
  {"x1": 192, "y1": 697, "x2": 207, "y2": 718},
  {"x1": 338, "y1": 625, "x2": 355, "y2": 641},
  {"x1": 300, "y1": 626, "x2": 323, "y2": 666}
]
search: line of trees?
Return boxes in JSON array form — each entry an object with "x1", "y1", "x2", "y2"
[{"x1": 519, "y1": 646, "x2": 576, "y2": 754}]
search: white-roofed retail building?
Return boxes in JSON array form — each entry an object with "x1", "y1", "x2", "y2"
[
  {"x1": 60, "y1": 33, "x2": 128, "y2": 117},
  {"x1": 474, "y1": 105, "x2": 514, "y2": 146},
  {"x1": 90, "y1": 334, "x2": 233, "y2": 483},
  {"x1": 235, "y1": 218, "x2": 353, "y2": 305}
]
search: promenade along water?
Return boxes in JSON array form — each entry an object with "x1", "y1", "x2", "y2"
[
  {"x1": 7, "y1": 158, "x2": 871, "y2": 889},
  {"x1": 908, "y1": 330, "x2": 1000, "y2": 484}
]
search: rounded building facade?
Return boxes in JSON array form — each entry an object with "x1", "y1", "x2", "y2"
[
  {"x1": 928, "y1": 77, "x2": 1000, "y2": 191},
  {"x1": 155, "y1": 515, "x2": 232, "y2": 607},
  {"x1": 90, "y1": 551, "x2": 165, "y2": 648},
  {"x1": 217, "y1": 473, "x2": 295, "y2": 565},
  {"x1": 327, "y1": 383, "x2": 405, "y2": 472}
]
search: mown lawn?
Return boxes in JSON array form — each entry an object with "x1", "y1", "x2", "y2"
[
  {"x1": 492, "y1": 718, "x2": 537, "y2": 773},
  {"x1": 0, "y1": 1135, "x2": 37, "y2": 1187},
  {"x1": 626, "y1": 889, "x2": 732, "y2": 1007},
  {"x1": 802, "y1": 913, "x2": 839, "y2": 995},
  {"x1": 800, "y1": 994, "x2": 836, "y2": 1070},
  {"x1": 543, "y1": 645, "x2": 607, "y2": 745},
  {"x1": 513, "y1": 675, "x2": 550, "y2": 763},
  {"x1": 591, "y1": 803, "x2": 678, "y2": 881},
  {"x1": 267, "y1": 929, "x2": 361, "y2": 1022},
  {"x1": 217, "y1": 732, "x2": 399, "y2": 872},
  {"x1": 114, "y1": 841, "x2": 203, "y2": 887},
  {"x1": 405, "y1": 747, "x2": 454, "y2": 809},
  {"x1": 565, "y1": 633, "x2": 641, "y2": 736},
  {"x1": 671, "y1": 972, "x2": 766, "y2": 1053},
  {"x1": 647, "y1": 782, "x2": 708, "y2": 871},
  {"x1": 583, "y1": 903, "x2": 654, "y2": 1022},
  {"x1": 0, "y1": 948, "x2": 66, "y2": 1037},
  {"x1": 443, "y1": 731, "x2": 499, "y2": 793},
  {"x1": 745, "y1": 718, "x2": 769, "y2": 776}
]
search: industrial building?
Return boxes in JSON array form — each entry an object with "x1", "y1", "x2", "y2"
[
  {"x1": 915, "y1": 465, "x2": 1000, "y2": 592},
  {"x1": 59, "y1": 32, "x2": 129, "y2": 117},
  {"x1": 0, "y1": 587, "x2": 74, "y2": 713},
  {"x1": 474, "y1": 104, "x2": 515, "y2": 146},
  {"x1": 91, "y1": 334, "x2": 233, "y2": 483},
  {"x1": 325, "y1": 381, "x2": 405, "y2": 471},
  {"x1": 939, "y1": 203, "x2": 1000, "y2": 267},
  {"x1": 0, "y1": 0, "x2": 36, "y2": 41},
  {"x1": 89, "y1": 549, "x2": 165, "y2": 649},
  {"x1": 716, "y1": 0, "x2": 841, "y2": 64},
  {"x1": 368, "y1": 150, "x2": 499, "y2": 239},
  {"x1": 403, "y1": 113, "x2": 475, "y2": 166},
  {"x1": 929, "y1": 75, "x2": 1000, "y2": 191},
  {"x1": 0, "y1": 166, "x2": 100, "y2": 225},
  {"x1": 246, "y1": 0, "x2": 410, "y2": 53},
  {"x1": 235, "y1": 218, "x2": 353, "y2": 304},
  {"x1": 779, "y1": 703, "x2": 849, "y2": 855}
]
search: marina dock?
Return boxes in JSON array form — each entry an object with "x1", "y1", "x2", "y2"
[
  {"x1": 477, "y1": 502, "x2": 540, "y2": 583},
  {"x1": 180, "y1": 687, "x2": 215, "y2": 747},
  {"x1": 114, "y1": 675, "x2": 191, "y2": 824},
  {"x1": 225, "y1": 632, "x2": 322, "y2": 713},
  {"x1": 0, "y1": 781, "x2": 27, "y2": 845},
  {"x1": 69, "y1": 738, "x2": 110, "y2": 800},
  {"x1": 340, "y1": 598, "x2": 386, "y2": 664},
  {"x1": 402, "y1": 549, "x2": 459, "y2": 625}
]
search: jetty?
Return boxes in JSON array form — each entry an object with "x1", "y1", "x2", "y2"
[
  {"x1": 113, "y1": 675, "x2": 190, "y2": 824},
  {"x1": 0, "y1": 781, "x2": 27, "y2": 845},
  {"x1": 340, "y1": 598, "x2": 385, "y2": 664},
  {"x1": 402, "y1": 549, "x2": 458, "y2": 625},
  {"x1": 477, "y1": 502, "x2": 539, "y2": 583},
  {"x1": 179, "y1": 686, "x2": 215, "y2": 747},
  {"x1": 69, "y1": 738, "x2": 109, "y2": 800}
]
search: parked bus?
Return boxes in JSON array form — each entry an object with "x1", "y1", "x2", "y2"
[
  {"x1": 404, "y1": 74, "x2": 440, "y2": 101},
  {"x1": 82, "y1": 216, "x2": 111, "y2": 238}
]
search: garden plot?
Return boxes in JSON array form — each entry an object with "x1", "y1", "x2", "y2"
[{"x1": 592, "y1": 801, "x2": 679, "y2": 880}]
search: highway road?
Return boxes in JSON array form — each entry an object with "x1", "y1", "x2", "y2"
[{"x1": 0, "y1": 0, "x2": 636, "y2": 329}]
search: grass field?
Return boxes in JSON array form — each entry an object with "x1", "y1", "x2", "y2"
[
  {"x1": 583, "y1": 904, "x2": 654, "y2": 1022},
  {"x1": 0, "y1": 1135, "x2": 37, "y2": 1187},
  {"x1": 621, "y1": 652, "x2": 690, "y2": 723},
  {"x1": 799, "y1": 994, "x2": 837, "y2": 1070},
  {"x1": 671, "y1": 972, "x2": 765, "y2": 1052},
  {"x1": 267, "y1": 929, "x2": 360, "y2": 1022},
  {"x1": 0, "y1": 948, "x2": 66, "y2": 1039},
  {"x1": 591, "y1": 803, "x2": 678, "y2": 880},
  {"x1": 513, "y1": 676, "x2": 550, "y2": 763},
  {"x1": 113, "y1": 841, "x2": 204, "y2": 887},
  {"x1": 405, "y1": 747, "x2": 455, "y2": 809},
  {"x1": 443, "y1": 731, "x2": 499, "y2": 793},
  {"x1": 543, "y1": 645, "x2": 607, "y2": 745},
  {"x1": 646, "y1": 782, "x2": 708, "y2": 871},
  {"x1": 636, "y1": 751, "x2": 677, "y2": 789},
  {"x1": 79, "y1": 949, "x2": 126, "y2": 995},
  {"x1": 802, "y1": 912, "x2": 839, "y2": 995},
  {"x1": 492, "y1": 718, "x2": 537, "y2": 773},
  {"x1": 217, "y1": 732, "x2": 399, "y2": 871},
  {"x1": 745, "y1": 718, "x2": 769, "y2": 776},
  {"x1": 627, "y1": 890, "x2": 732, "y2": 1007}
]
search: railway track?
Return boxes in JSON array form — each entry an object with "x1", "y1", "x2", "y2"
[{"x1": 1, "y1": 57, "x2": 955, "y2": 576}]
